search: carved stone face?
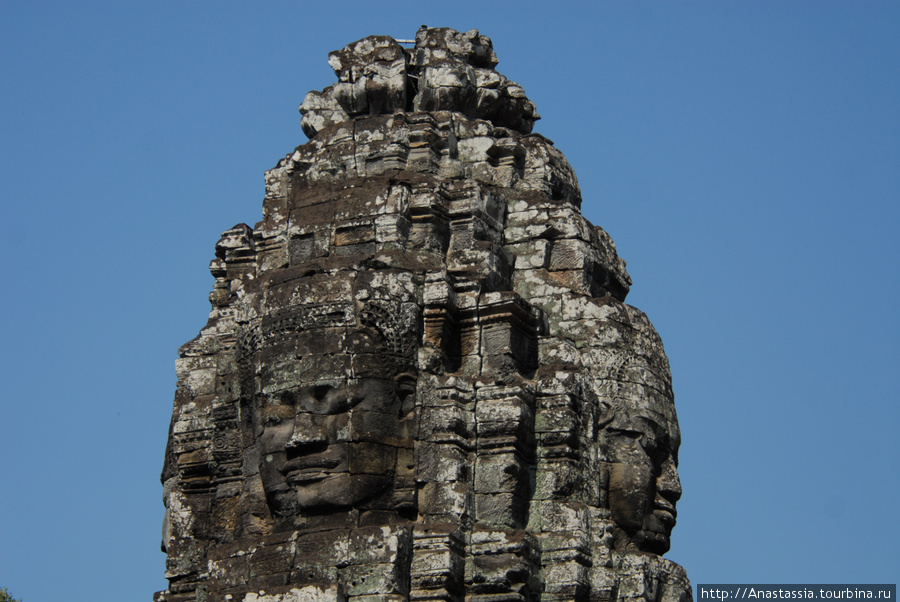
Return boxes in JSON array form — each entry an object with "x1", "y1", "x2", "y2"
[
  {"x1": 248, "y1": 273, "x2": 419, "y2": 518},
  {"x1": 256, "y1": 350, "x2": 416, "y2": 514},
  {"x1": 605, "y1": 362, "x2": 682, "y2": 554}
]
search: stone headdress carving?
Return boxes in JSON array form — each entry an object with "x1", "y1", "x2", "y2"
[{"x1": 158, "y1": 26, "x2": 690, "y2": 602}]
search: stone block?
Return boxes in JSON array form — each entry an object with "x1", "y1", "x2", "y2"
[
  {"x1": 474, "y1": 453, "x2": 529, "y2": 494},
  {"x1": 419, "y1": 481, "x2": 473, "y2": 522},
  {"x1": 474, "y1": 492, "x2": 529, "y2": 529},
  {"x1": 339, "y1": 562, "x2": 409, "y2": 597},
  {"x1": 294, "y1": 530, "x2": 351, "y2": 568},
  {"x1": 415, "y1": 442, "x2": 469, "y2": 482},
  {"x1": 241, "y1": 584, "x2": 347, "y2": 602}
]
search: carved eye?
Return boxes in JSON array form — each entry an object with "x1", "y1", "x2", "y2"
[
  {"x1": 646, "y1": 434, "x2": 670, "y2": 465},
  {"x1": 264, "y1": 413, "x2": 282, "y2": 425},
  {"x1": 608, "y1": 427, "x2": 643, "y2": 440},
  {"x1": 606, "y1": 428, "x2": 648, "y2": 452},
  {"x1": 312, "y1": 384, "x2": 333, "y2": 402},
  {"x1": 279, "y1": 390, "x2": 296, "y2": 406}
]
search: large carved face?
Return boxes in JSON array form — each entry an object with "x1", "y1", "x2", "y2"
[
  {"x1": 605, "y1": 361, "x2": 682, "y2": 554},
  {"x1": 247, "y1": 271, "x2": 420, "y2": 518}
]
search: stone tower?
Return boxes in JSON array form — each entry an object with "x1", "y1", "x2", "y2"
[{"x1": 157, "y1": 26, "x2": 691, "y2": 602}]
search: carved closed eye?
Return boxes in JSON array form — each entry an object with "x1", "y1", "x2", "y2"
[
  {"x1": 647, "y1": 436, "x2": 672, "y2": 467},
  {"x1": 312, "y1": 384, "x2": 333, "y2": 401},
  {"x1": 311, "y1": 383, "x2": 354, "y2": 412},
  {"x1": 607, "y1": 428, "x2": 643, "y2": 441},
  {"x1": 607, "y1": 427, "x2": 654, "y2": 456}
]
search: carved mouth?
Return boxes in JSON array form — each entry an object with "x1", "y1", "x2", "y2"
[
  {"x1": 285, "y1": 441, "x2": 328, "y2": 461},
  {"x1": 653, "y1": 498, "x2": 677, "y2": 524},
  {"x1": 282, "y1": 455, "x2": 341, "y2": 484},
  {"x1": 285, "y1": 469, "x2": 331, "y2": 485}
]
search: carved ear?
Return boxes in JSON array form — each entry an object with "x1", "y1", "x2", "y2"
[
  {"x1": 597, "y1": 402, "x2": 616, "y2": 429},
  {"x1": 395, "y1": 372, "x2": 418, "y2": 415}
]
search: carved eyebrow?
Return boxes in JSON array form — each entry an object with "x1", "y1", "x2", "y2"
[
  {"x1": 605, "y1": 427, "x2": 644, "y2": 438},
  {"x1": 394, "y1": 371, "x2": 417, "y2": 383}
]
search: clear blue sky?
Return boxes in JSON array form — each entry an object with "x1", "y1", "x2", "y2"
[{"x1": 2, "y1": 2, "x2": 898, "y2": 599}]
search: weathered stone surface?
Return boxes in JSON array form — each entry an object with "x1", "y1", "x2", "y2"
[{"x1": 157, "y1": 27, "x2": 689, "y2": 602}]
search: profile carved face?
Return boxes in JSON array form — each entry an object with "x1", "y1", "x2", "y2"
[
  {"x1": 605, "y1": 362, "x2": 682, "y2": 555},
  {"x1": 246, "y1": 273, "x2": 420, "y2": 519}
]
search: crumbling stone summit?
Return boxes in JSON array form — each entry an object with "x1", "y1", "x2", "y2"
[{"x1": 157, "y1": 26, "x2": 691, "y2": 602}]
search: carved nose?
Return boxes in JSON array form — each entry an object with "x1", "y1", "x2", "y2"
[
  {"x1": 287, "y1": 415, "x2": 327, "y2": 451},
  {"x1": 657, "y1": 457, "x2": 682, "y2": 503}
]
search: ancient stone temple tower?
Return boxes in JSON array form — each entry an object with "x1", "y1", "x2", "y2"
[{"x1": 158, "y1": 26, "x2": 691, "y2": 602}]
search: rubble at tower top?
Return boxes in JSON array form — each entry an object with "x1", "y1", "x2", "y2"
[{"x1": 300, "y1": 26, "x2": 539, "y2": 138}]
